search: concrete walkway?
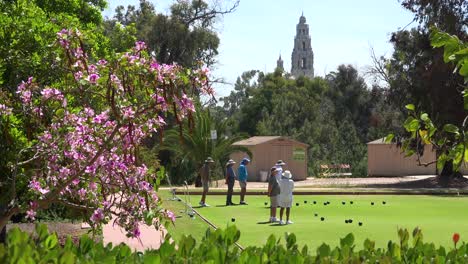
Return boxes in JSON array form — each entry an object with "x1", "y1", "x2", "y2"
[
  {"x1": 161, "y1": 176, "x2": 439, "y2": 190},
  {"x1": 102, "y1": 216, "x2": 170, "y2": 252}
]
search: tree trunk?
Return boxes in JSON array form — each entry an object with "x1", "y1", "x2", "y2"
[
  {"x1": 0, "y1": 204, "x2": 6, "y2": 243},
  {"x1": 435, "y1": 160, "x2": 464, "y2": 187}
]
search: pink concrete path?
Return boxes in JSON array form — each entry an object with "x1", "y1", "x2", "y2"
[{"x1": 102, "y1": 217, "x2": 169, "y2": 252}]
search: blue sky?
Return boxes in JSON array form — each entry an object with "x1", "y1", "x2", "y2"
[{"x1": 104, "y1": 0, "x2": 415, "y2": 97}]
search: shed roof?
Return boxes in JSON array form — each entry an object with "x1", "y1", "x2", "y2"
[
  {"x1": 233, "y1": 136, "x2": 309, "y2": 147},
  {"x1": 367, "y1": 138, "x2": 391, "y2": 145}
]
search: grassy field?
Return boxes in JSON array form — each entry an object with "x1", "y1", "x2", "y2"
[
  {"x1": 158, "y1": 190, "x2": 213, "y2": 242},
  {"x1": 183, "y1": 194, "x2": 468, "y2": 249}
]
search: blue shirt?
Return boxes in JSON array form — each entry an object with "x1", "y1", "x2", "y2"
[{"x1": 238, "y1": 164, "x2": 248, "y2": 181}]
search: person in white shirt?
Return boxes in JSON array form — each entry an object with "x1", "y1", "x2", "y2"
[
  {"x1": 278, "y1": 170, "x2": 294, "y2": 225},
  {"x1": 274, "y1": 160, "x2": 286, "y2": 181}
]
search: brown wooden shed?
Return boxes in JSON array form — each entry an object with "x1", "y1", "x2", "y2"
[
  {"x1": 367, "y1": 138, "x2": 468, "y2": 176},
  {"x1": 230, "y1": 136, "x2": 309, "y2": 181}
]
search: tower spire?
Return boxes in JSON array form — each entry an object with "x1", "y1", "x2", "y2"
[{"x1": 291, "y1": 13, "x2": 314, "y2": 79}]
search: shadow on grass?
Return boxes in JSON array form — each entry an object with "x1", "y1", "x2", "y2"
[{"x1": 256, "y1": 221, "x2": 271, "y2": 225}]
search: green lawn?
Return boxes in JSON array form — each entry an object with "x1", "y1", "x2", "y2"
[
  {"x1": 158, "y1": 190, "x2": 213, "y2": 242},
  {"x1": 185, "y1": 194, "x2": 468, "y2": 249}
]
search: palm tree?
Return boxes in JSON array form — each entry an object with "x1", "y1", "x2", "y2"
[{"x1": 162, "y1": 109, "x2": 252, "y2": 185}]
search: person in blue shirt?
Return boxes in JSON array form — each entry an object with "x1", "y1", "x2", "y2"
[
  {"x1": 237, "y1": 158, "x2": 250, "y2": 205},
  {"x1": 225, "y1": 159, "x2": 236, "y2": 206}
]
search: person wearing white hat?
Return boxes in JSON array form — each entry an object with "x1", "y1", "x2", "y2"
[
  {"x1": 278, "y1": 170, "x2": 294, "y2": 225},
  {"x1": 225, "y1": 159, "x2": 236, "y2": 206},
  {"x1": 274, "y1": 160, "x2": 286, "y2": 182}
]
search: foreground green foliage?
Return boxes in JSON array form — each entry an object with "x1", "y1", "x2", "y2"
[{"x1": 1, "y1": 223, "x2": 467, "y2": 263}]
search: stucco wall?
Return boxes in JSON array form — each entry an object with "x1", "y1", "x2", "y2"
[
  {"x1": 230, "y1": 138, "x2": 308, "y2": 181},
  {"x1": 367, "y1": 143, "x2": 436, "y2": 176}
]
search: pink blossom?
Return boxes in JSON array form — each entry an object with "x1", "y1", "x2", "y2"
[
  {"x1": 26, "y1": 209, "x2": 36, "y2": 221},
  {"x1": 88, "y1": 64, "x2": 97, "y2": 73},
  {"x1": 0, "y1": 104, "x2": 12, "y2": 115},
  {"x1": 89, "y1": 182, "x2": 97, "y2": 191},
  {"x1": 166, "y1": 210, "x2": 176, "y2": 222},
  {"x1": 132, "y1": 224, "x2": 141, "y2": 237},
  {"x1": 19, "y1": 90, "x2": 32, "y2": 104},
  {"x1": 176, "y1": 93, "x2": 196, "y2": 114},
  {"x1": 93, "y1": 111, "x2": 109, "y2": 124},
  {"x1": 41, "y1": 88, "x2": 64, "y2": 101},
  {"x1": 78, "y1": 188, "x2": 87, "y2": 199},
  {"x1": 57, "y1": 29, "x2": 70, "y2": 38},
  {"x1": 74, "y1": 48, "x2": 84, "y2": 58},
  {"x1": 33, "y1": 107, "x2": 43, "y2": 117},
  {"x1": 138, "y1": 181, "x2": 151, "y2": 191},
  {"x1": 97, "y1": 59, "x2": 107, "y2": 66},
  {"x1": 90, "y1": 208, "x2": 104, "y2": 223},
  {"x1": 87, "y1": 73, "x2": 100, "y2": 84},
  {"x1": 39, "y1": 131, "x2": 52, "y2": 143},
  {"x1": 74, "y1": 71, "x2": 83, "y2": 80},
  {"x1": 28, "y1": 179, "x2": 49, "y2": 195},
  {"x1": 122, "y1": 107, "x2": 135, "y2": 119},
  {"x1": 135, "y1": 41, "x2": 147, "y2": 51}
]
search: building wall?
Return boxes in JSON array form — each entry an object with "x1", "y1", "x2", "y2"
[
  {"x1": 230, "y1": 138, "x2": 308, "y2": 181},
  {"x1": 367, "y1": 143, "x2": 436, "y2": 176}
]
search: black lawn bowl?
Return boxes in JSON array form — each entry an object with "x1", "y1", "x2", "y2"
[
  {"x1": 350, "y1": 201, "x2": 353, "y2": 205},
  {"x1": 231, "y1": 218, "x2": 236, "y2": 222},
  {"x1": 320, "y1": 217, "x2": 325, "y2": 221},
  {"x1": 313, "y1": 201, "x2": 317, "y2": 204},
  {"x1": 314, "y1": 213, "x2": 318, "y2": 217},
  {"x1": 323, "y1": 202, "x2": 327, "y2": 206},
  {"x1": 349, "y1": 219, "x2": 353, "y2": 223},
  {"x1": 264, "y1": 202, "x2": 268, "y2": 206},
  {"x1": 383, "y1": 201, "x2": 386, "y2": 205},
  {"x1": 345, "y1": 220, "x2": 349, "y2": 224},
  {"x1": 327, "y1": 201, "x2": 330, "y2": 204},
  {"x1": 304, "y1": 200, "x2": 307, "y2": 204},
  {"x1": 296, "y1": 203, "x2": 299, "y2": 206},
  {"x1": 342, "y1": 202, "x2": 345, "y2": 205},
  {"x1": 358, "y1": 222, "x2": 363, "y2": 226},
  {"x1": 371, "y1": 202, "x2": 374, "y2": 205}
]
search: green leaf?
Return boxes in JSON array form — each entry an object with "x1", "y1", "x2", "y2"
[
  {"x1": 404, "y1": 117, "x2": 420, "y2": 132},
  {"x1": 459, "y1": 61, "x2": 468, "y2": 77},
  {"x1": 420, "y1": 113, "x2": 429, "y2": 122},
  {"x1": 405, "y1": 104, "x2": 415, "y2": 111},
  {"x1": 384, "y1": 134, "x2": 394, "y2": 143},
  {"x1": 317, "y1": 243, "x2": 330, "y2": 257},
  {"x1": 340, "y1": 233, "x2": 355, "y2": 248},
  {"x1": 443, "y1": 124, "x2": 459, "y2": 134},
  {"x1": 437, "y1": 154, "x2": 448, "y2": 171},
  {"x1": 464, "y1": 146, "x2": 468, "y2": 162}
]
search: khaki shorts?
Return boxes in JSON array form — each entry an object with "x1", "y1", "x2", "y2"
[
  {"x1": 239, "y1": 181, "x2": 247, "y2": 189},
  {"x1": 270, "y1": 196, "x2": 279, "y2": 208},
  {"x1": 202, "y1": 181, "x2": 209, "y2": 193}
]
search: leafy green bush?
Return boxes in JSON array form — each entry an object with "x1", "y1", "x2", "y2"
[{"x1": 1, "y1": 224, "x2": 467, "y2": 263}]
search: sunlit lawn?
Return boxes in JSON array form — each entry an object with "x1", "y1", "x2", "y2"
[{"x1": 186, "y1": 194, "x2": 468, "y2": 249}]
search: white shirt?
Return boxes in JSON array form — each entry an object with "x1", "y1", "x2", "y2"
[{"x1": 279, "y1": 177, "x2": 294, "y2": 201}]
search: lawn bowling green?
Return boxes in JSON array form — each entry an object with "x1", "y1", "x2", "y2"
[{"x1": 189, "y1": 195, "x2": 468, "y2": 249}]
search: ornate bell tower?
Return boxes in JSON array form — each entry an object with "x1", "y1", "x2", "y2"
[
  {"x1": 291, "y1": 13, "x2": 314, "y2": 79},
  {"x1": 276, "y1": 54, "x2": 284, "y2": 72}
]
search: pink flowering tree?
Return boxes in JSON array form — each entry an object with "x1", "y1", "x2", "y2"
[{"x1": 0, "y1": 29, "x2": 212, "y2": 237}]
